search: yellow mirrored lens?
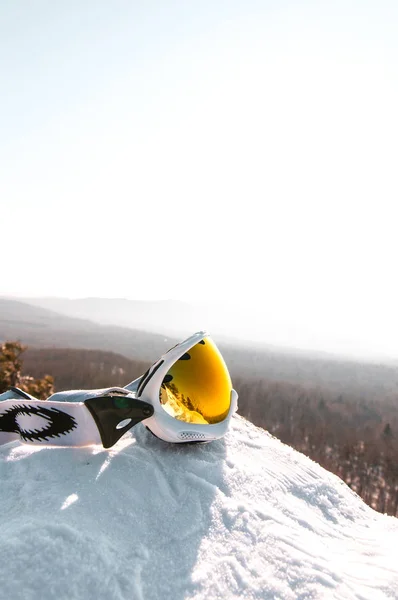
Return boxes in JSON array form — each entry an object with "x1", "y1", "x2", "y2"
[{"x1": 159, "y1": 337, "x2": 232, "y2": 424}]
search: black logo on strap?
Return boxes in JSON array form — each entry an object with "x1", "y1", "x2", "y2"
[{"x1": 0, "y1": 404, "x2": 78, "y2": 442}]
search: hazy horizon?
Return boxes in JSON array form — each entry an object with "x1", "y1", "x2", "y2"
[
  {"x1": 2, "y1": 1, "x2": 397, "y2": 362},
  {"x1": 3, "y1": 293, "x2": 398, "y2": 364}
]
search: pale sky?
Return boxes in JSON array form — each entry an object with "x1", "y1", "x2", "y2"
[{"x1": 1, "y1": 1, "x2": 398, "y2": 359}]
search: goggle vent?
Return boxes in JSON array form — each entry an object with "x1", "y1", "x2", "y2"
[{"x1": 178, "y1": 431, "x2": 207, "y2": 441}]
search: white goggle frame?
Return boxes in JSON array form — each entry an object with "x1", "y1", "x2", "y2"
[{"x1": 126, "y1": 331, "x2": 238, "y2": 443}]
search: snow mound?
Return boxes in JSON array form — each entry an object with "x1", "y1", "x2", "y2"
[{"x1": 1, "y1": 415, "x2": 397, "y2": 600}]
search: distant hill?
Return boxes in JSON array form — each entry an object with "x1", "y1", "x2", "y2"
[
  {"x1": 0, "y1": 298, "x2": 175, "y2": 361},
  {"x1": 22, "y1": 296, "x2": 203, "y2": 338},
  {"x1": 2, "y1": 298, "x2": 398, "y2": 403},
  {"x1": 9, "y1": 295, "x2": 398, "y2": 364}
]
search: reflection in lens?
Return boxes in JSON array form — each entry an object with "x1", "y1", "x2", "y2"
[{"x1": 159, "y1": 337, "x2": 232, "y2": 424}]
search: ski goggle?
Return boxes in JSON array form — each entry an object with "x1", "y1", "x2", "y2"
[{"x1": 0, "y1": 332, "x2": 238, "y2": 448}]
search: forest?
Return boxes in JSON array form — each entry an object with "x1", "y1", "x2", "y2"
[
  {"x1": 234, "y1": 374, "x2": 398, "y2": 517},
  {"x1": 1, "y1": 341, "x2": 397, "y2": 517}
]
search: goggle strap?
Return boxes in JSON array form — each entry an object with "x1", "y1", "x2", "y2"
[
  {"x1": 84, "y1": 395, "x2": 154, "y2": 448},
  {"x1": 0, "y1": 396, "x2": 99, "y2": 447}
]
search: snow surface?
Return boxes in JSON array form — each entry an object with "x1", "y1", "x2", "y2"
[{"x1": 1, "y1": 415, "x2": 397, "y2": 600}]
